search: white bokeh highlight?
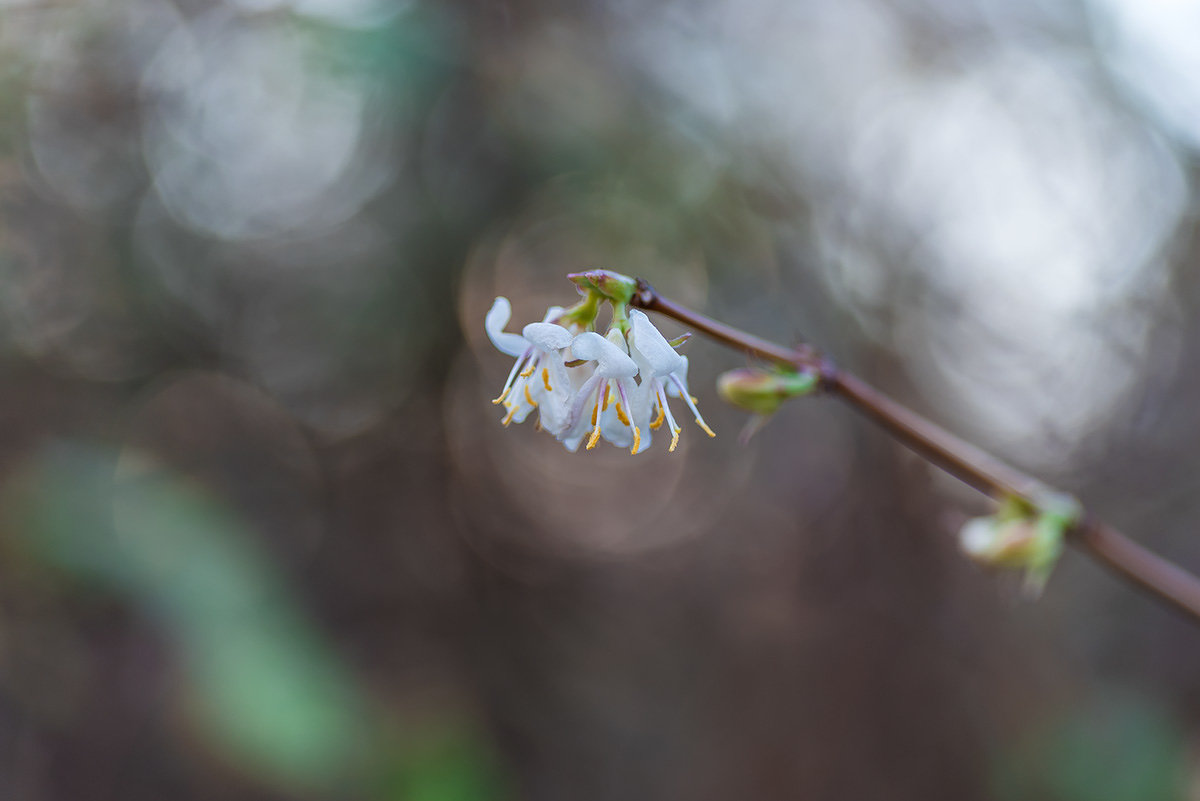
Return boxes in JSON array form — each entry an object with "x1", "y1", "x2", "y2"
[{"x1": 614, "y1": 0, "x2": 1190, "y2": 470}]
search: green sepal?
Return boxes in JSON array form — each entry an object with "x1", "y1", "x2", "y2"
[
  {"x1": 556, "y1": 290, "x2": 602, "y2": 331},
  {"x1": 1022, "y1": 492, "x2": 1081, "y2": 595}
]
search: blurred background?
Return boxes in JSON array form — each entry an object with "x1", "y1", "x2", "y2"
[{"x1": 0, "y1": 0, "x2": 1199, "y2": 798}]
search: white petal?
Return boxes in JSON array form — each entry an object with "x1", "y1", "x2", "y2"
[
  {"x1": 630, "y1": 310, "x2": 685, "y2": 376},
  {"x1": 570, "y1": 332, "x2": 638, "y2": 378},
  {"x1": 560, "y1": 430, "x2": 587, "y2": 452},
  {"x1": 560, "y1": 375, "x2": 603, "y2": 451},
  {"x1": 485, "y1": 297, "x2": 529, "y2": 357},
  {"x1": 959, "y1": 518, "x2": 998, "y2": 559},
  {"x1": 599, "y1": 376, "x2": 641, "y2": 450},
  {"x1": 629, "y1": 377, "x2": 657, "y2": 434},
  {"x1": 502, "y1": 381, "x2": 538, "y2": 425},
  {"x1": 666, "y1": 355, "x2": 691, "y2": 398},
  {"x1": 565, "y1": 373, "x2": 604, "y2": 432},
  {"x1": 534, "y1": 359, "x2": 574, "y2": 436},
  {"x1": 522, "y1": 322, "x2": 574, "y2": 352},
  {"x1": 537, "y1": 395, "x2": 571, "y2": 436},
  {"x1": 567, "y1": 359, "x2": 595, "y2": 392},
  {"x1": 600, "y1": 405, "x2": 633, "y2": 448},
  {"x1": 621, "y1": 377, "x2": 654, "y2": 454}
]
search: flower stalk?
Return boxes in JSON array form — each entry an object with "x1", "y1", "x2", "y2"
[{"x1": 630, "y1": 278, "x2": 1200, "y2": 625}]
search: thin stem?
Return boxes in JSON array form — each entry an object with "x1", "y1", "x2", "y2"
[{"x1": 632, "y1": 279, "x2": 1200, "y2": 625}]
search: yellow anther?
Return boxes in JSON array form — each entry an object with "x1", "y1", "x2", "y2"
[
  {"x1": 630, "y1": 427, "x2": 641, "y2": 455},
  {"x1": 696, "y1": 418, "x2": 716, "y2": 438},
  {"x1": 591, "y1": 402, "x2": 598, "y2": 427},
  {"x1": 650, "y1": 404, "x2": 664, "y2": 430},
  {"x1": 601, "y1": 384, "x2": 611, "y2": 411},
  {"x1": 586, "y1": 423, "x2": 602, "y2": 450},
  {"x1": 492, "y1": 387, "x2": 510, "y2": 405},
  {"x1": 541, "y1": 368, "x2": 552, "y2": 392},
  {"x1": 615, "y1": 401, "x2": 630, "y2": 426},
  {"x1": 669, "y1": 429, "x2": 680, "y2": 452},
  {"x1": 524, "y1": 384, "x2": 537, "y2": 406},
  {"x1": 502, "y1": 405, "x2": 517, "y2": 426},
  {"x1": 520, "y1": 362, "x2": 536, "y2": 378}
]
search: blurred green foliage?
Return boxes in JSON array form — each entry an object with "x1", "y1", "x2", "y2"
[
  {"x1": 381, "y1": 720, "x2": 512, "y2": 801},
  {"x1": 994, "y1": 696, "x2": 1187, "y2": 801},
  {"x1": 7, "y1": 444, "x2": 367, "y2": 792}
]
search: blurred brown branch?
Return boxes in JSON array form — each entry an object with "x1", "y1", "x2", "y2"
[{"x1": 633, "y1": 278, "x2": 1200, "y2": 625}]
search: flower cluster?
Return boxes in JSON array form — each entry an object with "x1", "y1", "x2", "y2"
[{"x1": 485, "y1": 274, "x2": 714, "y2": 454}]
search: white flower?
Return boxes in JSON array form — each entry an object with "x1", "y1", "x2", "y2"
[
  {"x1": 562, "y1": 330, "x2": 640, "y2": 452},
  {"x1": 484, "y1": 296, "x2": 715, "y2": 455},
  {"x1": 626, "y1": 309, "x2": 715, "y2": 452},
  {"x1": 486, "y1": 297, "x2": 575, "y2": 435}
]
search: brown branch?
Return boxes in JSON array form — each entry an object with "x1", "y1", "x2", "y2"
[{"x1": 632, "y1": 278, "x2": 1200, "y2": 625}]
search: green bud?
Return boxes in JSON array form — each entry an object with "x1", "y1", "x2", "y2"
[
  {"x1": 567, "y1": 269, "x2": 638, "y2": 306},
  {"x1": 958, "y1": 491, "x2": 1081, "y2": 596},
  {"x1": 717, "y1": 368, "x2": 818, "y2": 415}
]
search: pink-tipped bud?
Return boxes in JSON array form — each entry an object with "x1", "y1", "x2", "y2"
[
  {"x1": 567, "y1": 269, "x2": 638, "y2": 305},
  {"x1": 959, "y1": 517, "x2": 1041, "y2": 569}
]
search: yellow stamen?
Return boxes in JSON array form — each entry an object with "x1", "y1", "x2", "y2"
[
  {"x1": 669, "y1": 428, "x2": 680, "y2": 452},
  {"x1": 524, "y1": 384, "x2": 537, "y2": 406},
  {"x1": 541, "y1": 368, "x2": 552, "y2": 392},
  {"x1": 586, "y1": 422, "x2": 602, "y2": 450},
  {"x1": 696, "y1": 418, "x2": 716, "y2": 438},
  {"x1": 650, "y1": 404, "x2": 664, "y2": 430},
  {"x1": 615, "y1": 401, "x2": 630, "y2": 426},
  {"x1": 630, "y1": 426, "x2": 641, "y2": 455},
  {"x1": 601, "y1": 384, "x2": 611, "y2": 411},
  {"x1": 591, "y1": 402, "x2": 598, "y2": 427},
  {"x1": 492, "y1": 387, "x2": 510, "y2": 405},
  {"x1": 502, "y1": 405, "x2": 517, "y2": 426},
  {"x1": 520, "y1": 363, "x2": 535, "y2": 378}
]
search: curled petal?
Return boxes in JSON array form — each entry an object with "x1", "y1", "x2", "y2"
[
  {"x1": 485, "y1": 297, "x2": 528, "y2": 357},
  {"x1": 523, "y1": 322, "x2": 574, "y2": 352},
  {"x1": 630, "y1": 309, "x2": 685, "y2": 376},
  {"x1": 571, "y1": 332, "x2": 638, "y2": 378}
]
